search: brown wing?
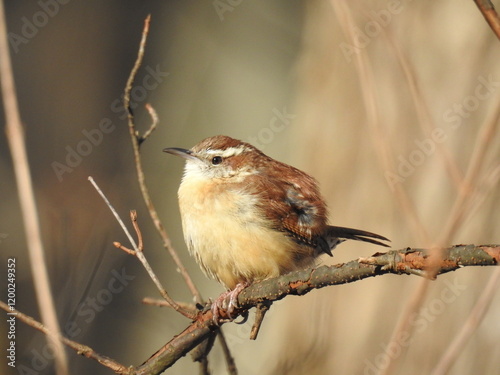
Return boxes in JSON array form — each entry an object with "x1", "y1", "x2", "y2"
[{"x1": 248, "y1": 160, "x2": 329, "y2": 251}]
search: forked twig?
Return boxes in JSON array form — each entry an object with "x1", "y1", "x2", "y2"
[
  {"x1": 88, "y1": 177, "x2": 196, "y2": 320},
  {"x1": 122, "y1": 14, "x2": 203, "y2": 305},
  {"x1": 121, "y1": 15, "x2": 236, "y2": 370}
]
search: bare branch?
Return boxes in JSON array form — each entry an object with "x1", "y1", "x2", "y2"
[
  {"x1": 0, "y1": 1, "x2": 69, "y2": 373},
  {"x1": 218, "y1": 330, "x2": 238, "y2": 375},
  {"x1": 250, "y1": 302, "x2": 271, "y2": 340},
  {"x1": 135, "y1": 244, "x2": 499, "y2": 374},
  {"x1": 431, "y1": 266, "x2": 500, "y2": 375},
  {"x1": 141, "y1": 103, "x2": 159, "y2": 144},
  {"x1": 4, "y1": 244, "x2": 497, "y2": 374},
  {"x1": 0, "y1": 301, "x2": 129, "y2": 374},
  {"x1": 122, "y1": 14, "x2": 203, "y2": 305}
]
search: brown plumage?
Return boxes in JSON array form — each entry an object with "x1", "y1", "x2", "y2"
[{"x1": 164, "y1": 135, "x2": 389, "y2": 293}]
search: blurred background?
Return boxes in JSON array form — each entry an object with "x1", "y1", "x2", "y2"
[{"x1": 0, "y1": 1, "x2": 499, "y2": 374}]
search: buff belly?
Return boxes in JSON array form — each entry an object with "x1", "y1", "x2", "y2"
[{"x1": 178, "y1": 177, "x2": 314, "y2": 290}]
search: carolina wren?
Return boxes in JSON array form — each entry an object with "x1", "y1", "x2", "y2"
[{"x1": 164, "y1": 135, "x2": 389, "y2": 317}]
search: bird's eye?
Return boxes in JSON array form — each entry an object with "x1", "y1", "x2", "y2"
[{"x1": 211, "y1": 156, "x2": 223, "y2": 165}]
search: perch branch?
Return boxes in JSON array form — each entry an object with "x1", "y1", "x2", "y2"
[
  {"x1": 3, "y1": 244, "x2": 497, "y2": 374},
  {"x1": 135, "y1": 244, "x2": 499, "y2": 374}
]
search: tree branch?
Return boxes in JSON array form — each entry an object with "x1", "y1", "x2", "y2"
[
  {"x1": 123, "y1": 14, "x2": 203, "y2": 305},
  {"x1": 0, "y1": 301, "x2": 129, "y2": 374},
  {"x1": 2, "y1": 244, "x2": 497, "y2": 374},
  {"x1": 0, "y1": 1, "x2": 69, "y2": 372},
  {"x1": 135, "y1": 244, "x2": 499, "y2": 374},
  {"x1": 88, "y1": 177, "x2": 196, "y2": 319},
  {"x1": 474, "y1": 0, "x2": 500, "y2": 40}
]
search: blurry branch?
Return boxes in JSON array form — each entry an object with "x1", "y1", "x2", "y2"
[
  {"x1": 438, "y1": 96, "x2": 500, "y2": 245},
  {"x1": 335, "y1": 4, "x2": 499, "y2": 374},
  {"x1": 333, "y1": 1, "x2": 431, "y2": 245},
  {"x1": 88, "y1": 177, "x2": 196, "y2": 320},
  {"x1": 123, "y1": 14, "x2": 203, "y2": 304},
  {"x1": 0, "y1": 301, "x2": 129, "y2": 374},
  {"x1": 374, "y1": 17, "x2": 464, "y2": 189},
  {"x1": 2, "y1": 244, "x2": 497, "y2": 374},
  {"x1": 431, "y1": 266, "x2": 500, "y2": 375},
  {"x1": 474, "y1": 0, "x2": 500, "y2": 40},
  {"x1": 217, "y1": 330, "x2": 238, "y2": 375},
  {"x1": 0, "y1": 1, "x2": 69, "y2": 373}
]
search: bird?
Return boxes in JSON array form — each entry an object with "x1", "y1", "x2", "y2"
[{"x1": 164, "y1": 135, "x2": 389, "y2": 320}]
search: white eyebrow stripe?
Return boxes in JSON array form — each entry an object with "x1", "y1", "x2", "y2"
[{"x1": 206, "y1": 146, "x2": 249, "y2": 158}]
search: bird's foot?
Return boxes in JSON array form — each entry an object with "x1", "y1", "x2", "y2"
[{"x1": 211, "y1": 282, "x2": 248, "y2": 324}]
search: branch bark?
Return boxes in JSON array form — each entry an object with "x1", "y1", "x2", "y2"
[
  {"x1": 135, "y1": 244, "x2": 499, "y2": 374},
  {"x1": 1, "y1": 244, "x2": 497, "y2": 374}
]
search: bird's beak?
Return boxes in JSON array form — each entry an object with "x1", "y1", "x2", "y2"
[{"x1": 163, "y1": 147, "x2": 199, "y2": 161}]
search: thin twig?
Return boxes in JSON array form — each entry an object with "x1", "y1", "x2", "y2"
[
  {"x1": 250, "y1": 302, "x2": 271, "y2": 340},
  {"x1": 88, "y1": 177, "x2": 196, "y2": 319},
  {"x1": 142, "y1": 297, "x2": 197, "y2": 313},
  {"x1": 88, "y1": 177, "x2": 138, "y2": 249},
  {"x1": 0, "y1": 1, "x2": 68, "y2": 373},
  {"x1": 140, "y1": 103, "x2": 158, "y2": 144},
  {"x1": 431, "y1": 266, "x2": 500, "y2": 375},
  {"x1": 123, "y1": 14, "x2": 203, "y2": 305},
  {"x1": 474, "y1": 0, "x2": 500, "y2": 40},
  {"x1": 218, "y1": 330, "x2": 238, "y2": 375},
  {"x1": 0, "y1": 301, "x2": 129, "y2": 374}
]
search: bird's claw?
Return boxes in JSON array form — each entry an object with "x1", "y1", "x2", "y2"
[{"x1": 211, "y1": 282, "x2": 247, "y2": 324}]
